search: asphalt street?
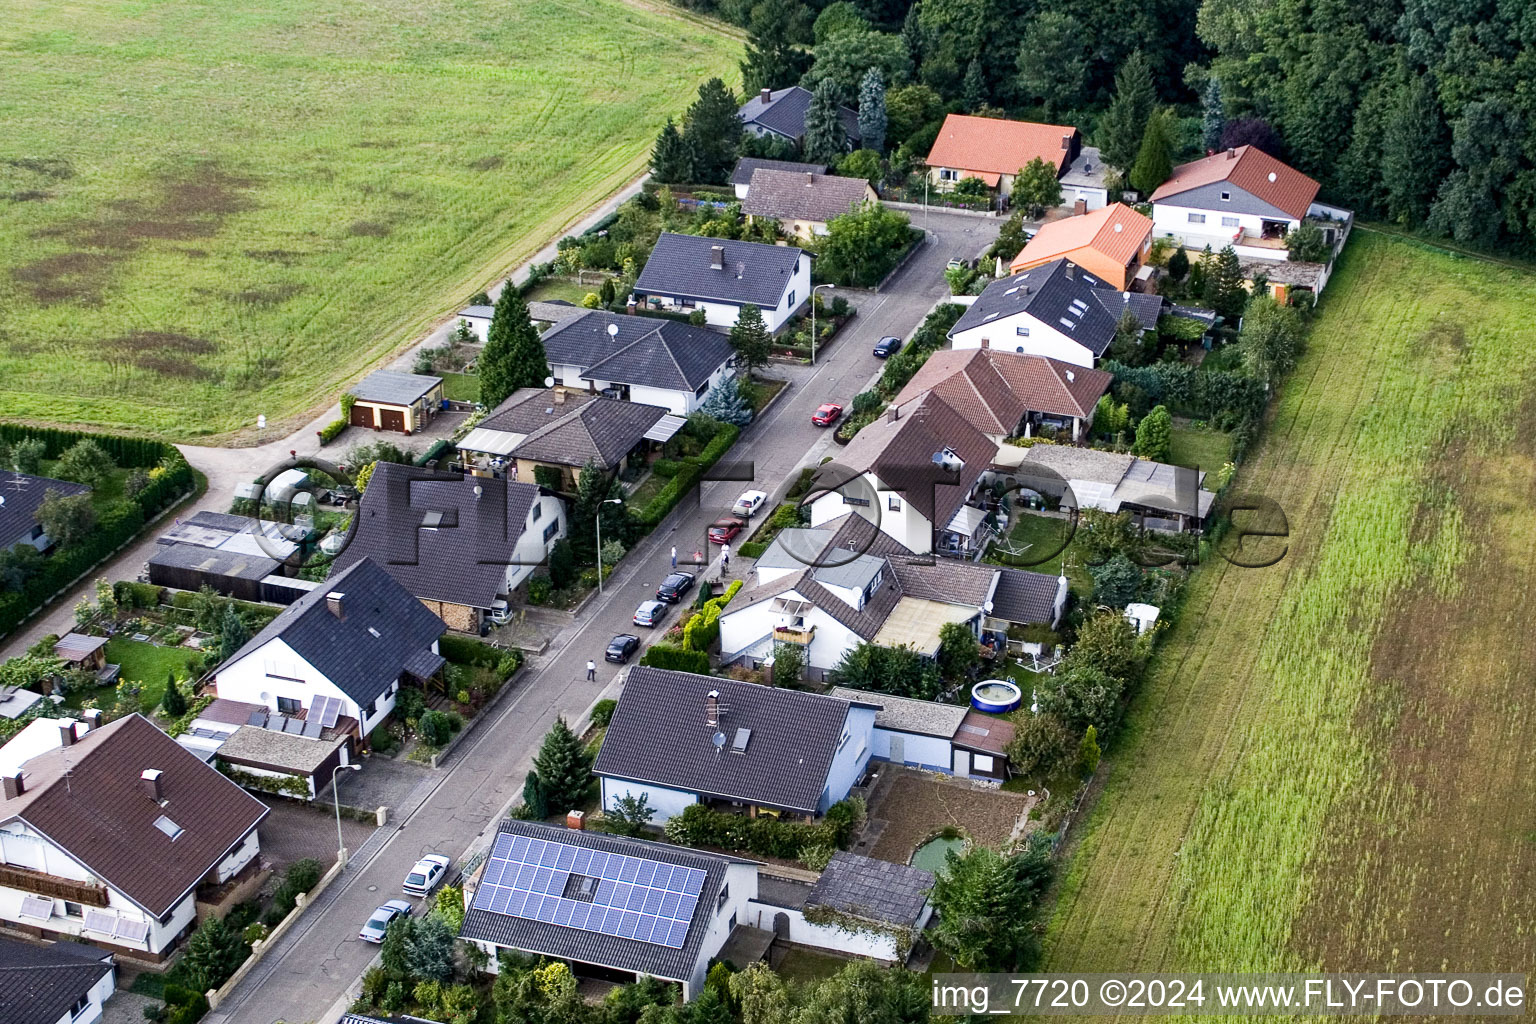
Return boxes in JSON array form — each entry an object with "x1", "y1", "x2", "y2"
[{"x1": 200, "y1": 209, "x2": 1000, "y2": 1024}]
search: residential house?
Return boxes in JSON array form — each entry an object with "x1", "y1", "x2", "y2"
[
  {"x1": 737, "y1": 87, "x2": 860, "y2": 152},
  {"x1": 460, "y1": 820, "x2": 758, "y2": 1000},
  {"x1": 174, "y1": 698, "x2": 354, "y2": 799},
  {"x1": 721, "y1": 514, "x2": 1067, "y2": 678},
  {"x1": 948, "y1": 258, "x2": 1161, "y2": 368},
  {"x1": 332, "y1": 463, "x2": 567, "y2": 632},
  {"x1": 830, "y1": 689, "x2": 1016, "y2": 780},
  {"x1": 632, "y1": 234, "x2": 810, "y2": 334},
  {"x1": 538, "y1": 309, "x2": 737, "y2": 414},
  {"x1": 730, "y1": 157, "x2": 826, "y2": 200},
  {"x1": 594, "y1": 667, "x2": 879, "y2": 822},
  {"x1": 213, "y1": 556, "x2": 447, "y2": 741},
  {"x1": 924, "y1": 115, "x2": 1079, "y2": 199},
  {"x1": 807, "y1": 391, "x2": 998, "y2": 554},
  {"x1": 892, "y1": 348, "x2": 1112, "y2": 443},
  {"x1": 1059, "y1": 145, "x2": 1110, "y2": 211},
  {"x1": 993, "y1": 444, "x2": 1216, "y2": 532},
  {"x1": 0, "y1": 714, "x2": 267, "y2": 959},
  {"x1": 743, "y1": 852, "x2": 933, "y2": 963},
  {"x1": 348, "y1": 370, "x2": 444, "y2": 435},
  {"x1": 741, "y1": 169, "x2": 877, "y2": 240},
  {"x1": 1010, "y1": 203, "x2": 1155, "y2": 291},
  {"x1": 0, "y1": 473, "x2": 90, "y2": 555},
  {"x1": 0, "y1": 936, "x2": 116, "y2": 1024},
  {"x1": 1149, "y1": 146, "x2": 1348, "y2": 266},
  {"x1": 456, "y1": 388, "x2": 677, "y2": 488}
]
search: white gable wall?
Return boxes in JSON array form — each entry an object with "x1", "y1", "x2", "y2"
[
  {"x1": 213, "y1": 636, "x2": 397, "y2": 734},
  {"x1": 870, "y1": 726, "x2": 954, "y2": 772},
  {"x1": 1150, "y1": 202, "x2": 1299, "y2": 261},
  {"x1": 599, "y1": 777, "x2": 698, "y2": 823},
  {"x1": 808, "y1": 475, "x2": 934, "y2": 554},
  {"x1": 819, "y1": 704, "x2": 875, "y2": 812},
  {"x1": 684, "y1": 862, "x2": 757, "y2": 998},
  {"x1": 717, "y1": 593, "x2": 864, "y2": 677},
  {"x1": 949, "y1": 310, "x2": 1096, "y2": 368}
]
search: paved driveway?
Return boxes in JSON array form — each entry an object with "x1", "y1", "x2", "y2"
[{"x1": 202, "y1": 209, "x2": 998, "y2": 1024}]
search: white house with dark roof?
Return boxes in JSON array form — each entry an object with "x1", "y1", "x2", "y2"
[
  {"x1": 737, "y1": 87, "x2": 860, "y2": 151},
  {"x1": 0, "y1": 472, "x2": 91, "y2": 555},
  {"x1": 538, "y1": 309, "x2": 737, "y2": 415},
  {"x1": 213, "y1": 556, "x2": 448, "y2": 738},
  {"x1": 460, "y1": 820, "x2": 758, "y2": 1000},
  {"x1": 0, "y1": 715, "x2": 267, "y2": 959},
  {"x1": 741, "y1": 169, "x2": 877, "y2": 240},
  {"x1": 594, "y1": 668, "x2": 878, "y2": 822},
  {"x1": 456, "y1": 387, "x2": 673, "y2": 487},
  {"x1": 331, "y1": 464, "x2": 566, "y2": 633},
  {"x1": 828, "y1": 688, "x2": 1018, "y2": 781},
  {"x1": 729, "y1": 156, "x2": 827, "y2": 200},
  {"x1": 0, "y1": 936, "x2": 117, "y2": 1024},
  {"x1": 632, "y1": 234, "x2": 811, "y2": 333}
]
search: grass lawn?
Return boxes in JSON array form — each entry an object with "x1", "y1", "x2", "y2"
[
  {"x1": 626, "y1": 471, "x2": 668, "y2": 508},
  {"x1": 0, "y1": 0, "x2": 741, "y2": 441},
  {"x1": 34, "y1": 461, "x2": 133, "y2": 509},
  {"x1": 1168, "y1": 420, "x2": 1233, "y2": 475},
  {"x1": 773, "y1": 947, "x2": 854, "y2": 986},
  {"x1": 440, "y1": 371, "x2": 479, "y2": 404},
  {"x1": 525, "y1": 278, "x2": 608, "y2": 306},
  {"x1": 1044, "y1": 232, "x2": 1536, "y2": 977},
  {"x1": 103, "y1": 637, "x2": 202, "y2": 710},
  {"x1": 986, "y1": 512, "x2": 1092, "y2": 596}
]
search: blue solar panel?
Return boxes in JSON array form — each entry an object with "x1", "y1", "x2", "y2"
[{"x1": 474, "y1": 832, "x2": 708, "y2": 949}]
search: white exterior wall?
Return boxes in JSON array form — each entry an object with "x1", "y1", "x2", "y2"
[
  {"x1": 717, "y1": 596, "x2": 863, "y2": 676},
  {"x1": 57, "y1": 964, "x2": 116, "y2": 1024},
  {"x1": 508, "y1": 493, "x2": 568, "y2": 593},
  {"x1": 214, "y1": 638, "x2": 387, "y2": 731},
  {"x1": 685, "y1": 862, "x2": 758, "y2": 998},
  {"x1": 458, "y1": 316, "x2": 491, "y2": 343},
  {"x1": 1062, "y1": 185, "x2": 1108, "y2": 211},
  {"x1": 600, "y1": 777, "x2": 699, "y2": 823},
  {"x1": 819, "y1": 705, "x2": 874, "y2": 812},
  {"x1": 1150, "y1": 203, "x2": 1298, "y2": 261},
  {"x1": 948, "y1": 311, "x2": 1096, "y2": 368},
  {"x1": 552, "y1": 363, "x2": 587, "y2": 388},
  {"x1": 214, "y1": 827, "x2": 262, "y2": 883},
  {"x1": 744, "y1": 900, "x2": 902, "y2": 960},
  {"x1": 808, "y1": 477, "x2": 935, "y2": 554},
  {"x1": 870, "y1": 727, "x2": 954, "y2": 772}
]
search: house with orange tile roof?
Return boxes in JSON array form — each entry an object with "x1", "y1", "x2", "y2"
[
  {"x1": 1149, "y1": 146, "x2": 1333, "y2": 260},
  {"x1": 924, "y1": 114, "x2": 1079, "y2": 199},
  {"x1": 891, "y1": 348, "x2": 1112, "y2": 443},
  {"x1": 1010, "y1": 203, "x2": 1153, "y2": 290}
]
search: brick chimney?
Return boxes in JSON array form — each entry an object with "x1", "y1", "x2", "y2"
[
  {"x1": 760, "y1": 88, "x2": 771, "y2": 104},
  {"x1": 2, "y1": 772, "x2": 23, "y2": 799},
  {"x1": 705, "y1": 689, "x2": 720, "y2": 728},
  {"x1": 326, "y1": 591, "x2": 346, "y2": 620},
  {"x1": 710, "y1": 245, "x2": 725, "y2": 271},
  {"x1": 141, "y1": 768, "x2": 163, "y2": 802},
  {"x1": 1061, "y1": 134, "x2": 1071, "y2": 150},
  {"x1": 58, "y1": 720, "x2": 77, "y2": 747}
]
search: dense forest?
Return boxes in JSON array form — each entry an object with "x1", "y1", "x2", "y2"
[{"x1": 670, "y1": 0, "x2": 1536, "y2": 255}]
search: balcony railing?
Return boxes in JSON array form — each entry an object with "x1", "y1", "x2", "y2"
[
  {"x1": 773, "y1": 625, "x2": 815, "y2": 645},
  {"x1": 0, "y1": 862, "x2": 110, "y2": 906}
]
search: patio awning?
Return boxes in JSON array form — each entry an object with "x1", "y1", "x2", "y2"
[
  {"x1": 644, "y1": 414, "x2": 688, "y2": 443},
  {"x1": 404, "y1": 648, "x2": 447, "y2": 681},
  {"x1": 871, "y1": 598, "x2": 977, "y2": 656},
  {"x1": 457, "y1": 427, "x2": 522, "y2": 457},
  {"x1": 946, "y1": 504, "x2": 988, "y2": 536}
]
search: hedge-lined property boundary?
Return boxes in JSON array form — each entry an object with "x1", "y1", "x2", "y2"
[{"x1": 635, "y1": 423, "x2": 740, "y2": 528}]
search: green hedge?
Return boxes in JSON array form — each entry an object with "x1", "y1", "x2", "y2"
[
  {"x1": 651, "y1": 459, "x2": 683, "y2": 478},
  {"x1": 662, "y1": 798, "x2": 862, "y2": 859},
  {"x1": 317, "y1": 418, "x2": 347, "y2": 444},
  {"x1": 738, "y1": 540, "x2": 768, "y2": 559},
  {"x1": 0, "y1": 424, "x2": 174, "y2": 467},
  {"x1": 639, "y1": 642, "x2": 710, "y2": 674},
  {"x1": 416, "y1": 438, "x2": 453, "y2": 466},
  {"x1": 635, "y1": 424, "x2": 740, "y2": 529},
  {"x1": 438, "y1": 634, "x2": 522, "y2": 680}
]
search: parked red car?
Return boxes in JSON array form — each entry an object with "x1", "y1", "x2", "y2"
[
  {"x1": 708, "y1": 518, "x2": 742, "y2": 544},
  {"x1": 811, "y1": 402, "x2": 843, "y2": 427}
]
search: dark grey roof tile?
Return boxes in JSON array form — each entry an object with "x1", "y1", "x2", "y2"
[{"x1": 633, "y1": 234, "x2": 806, "y2": 309}]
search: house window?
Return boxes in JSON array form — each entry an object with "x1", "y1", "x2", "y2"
[
  {"x1": 70, "y1": 996, "x2": 91, "y2": 1020},
  {"x1": 276, "y1": 696, "x2": 301, "y2": 715},
  {"x1": 696, "y1": 380, "x2": 709, "y2": 398},
  {"x1": 365, "y1": 698, "x2": 378, "y2": 719},
  {"x1": 30, "y1": 524, "x2": 44, "y2": 539},
  {"x1": 1221, "y1": 216, "x2": 1239, "y2": 228},
  {"x1": 542, "y1": 521, "x2": 558, "y2": 543},
  {"x1": 1015, "y1": 326, "x2": 1030, "y2": 337},
  {"x1": 717, "y1": 884, "x2": 730, "y2": 911},
  {"x1": 1188, "y1": 213, "x2": 1206, "y2": 224},
  {"x1": 728, "y1": 911, "x2": 737, "y2": 931},
  {"x1": 887, "y1": 494, "x2": 902, "y2": 512},
  {"x1": 940, "y1": 169, "x2": 957, "y2": 181},
  {"x1": 1220, "y1": 191, "x2": 1231, "y2": 201},
  {"x1": 837, "y1": 732, "x2": 850, "y2": 751},
  {"x1": 787, "y1": 289, "x2": 796, "y2": 307},
  {"x1": 973, "y1": 754, "x2": 995, "y2": 773},
  {"x1": 842, "y1": 495, "x2": 870, "y2": 507},
  {"x1": 64, "y1": 901, "x2": 83, "y2": 918},
  {"x1": 532, "y1": 504, "x2": 541, "y2": 522}
]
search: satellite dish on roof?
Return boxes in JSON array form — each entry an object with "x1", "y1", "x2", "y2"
[
  {"x1": 712, "y1": 731, "x2": 727, "y2": 751},
  {"x1": 608, "y1": 323, "x2": 619, "y2": 337},
  {"x1": 544, "y1": 376, "x2": 555, "y2": 388}
]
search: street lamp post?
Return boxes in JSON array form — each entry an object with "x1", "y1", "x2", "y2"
[
  {"x1": 595, "y1": 497, "x2": 623, "y2": 593},
  {"x1": 810, "y1": 283, "x2": 836, "y2": 365},
  {"x1": 332, "y1": 762, "x2": 362, "y2": 864}
]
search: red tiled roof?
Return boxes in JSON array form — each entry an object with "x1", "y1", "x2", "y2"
[
  {"x1": 1011, "y1": 203, "x2": 1152, "y2": 273},
  {"x1": 893, "y1": 349, "x2": 1112, "y2": 431},
  {"x1": 1148, "y1": 146, "x2": 1320, "y2": 220},
  {"x1": 925, "y1": 115, "x2": 1079, "y2": 178}
]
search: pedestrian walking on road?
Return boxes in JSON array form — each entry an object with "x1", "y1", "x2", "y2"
[
  {"x1": 671, "y1": 546, "x2": 677, "y2": 569},
  {"x1": 721, "y1": 543, "x2": 731, "y2": 563},
  {"x1": 586, "y1": 659, "x2": 596, "y2": 681}
]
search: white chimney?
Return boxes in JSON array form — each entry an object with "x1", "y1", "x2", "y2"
[
  {"x1": 141, "y1": 768, "x2": 163, "y2": 802},
  {"x1": 805, "y1": 171, "x2": 814, "y2": 187},
  {"x1": 760, "y1": 88, "x2": 771, "y2": 103},
  {"x1": 81, "y1": 708, "x2": 102, "y2": 731},
  {"x1": 710, "y1": 245, "x2": 724, "y2": 271},
  {"x1": 1226, "y1": 148, "x2": 1237, "y2": 160}
]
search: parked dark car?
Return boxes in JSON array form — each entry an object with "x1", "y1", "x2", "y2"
[
  {"x1": 873, "y1": 336, "x2": 902, "y2": 358},
  {"x1": 655, "y1": 571, "x2": 696, "y2": 604},
  {"x1": 605, "y1": 634, "x2": 641, "y2": 663}
]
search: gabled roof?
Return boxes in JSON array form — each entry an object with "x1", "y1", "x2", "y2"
[
  {"x1": 741, "y1": 170, "x2": 874, "y2": 225},
  {"x1": 514, "y1": 397, "x2": 668, "y2": 471},
  {"x1": 633, "y1": 234, "x2": 806, "y2": 309},
  {"x1": 829, "y1": 687, "x2": 966, "y2": 739},
  {"x1": 1011, "y1": 203, "x2": 1152, "y2": 273},
  {"x1": 989, "y1": 568, "x2": 1062, "y2": 625},
  {"x1": 892, "y1": 348, "x2": 1112, "y2": 431},
  {"x1": 738, "y1": 86, "x2": 860, "y2": 145},
  {"x1": 331, "y1": 464, "x2": 541, "y2": 611},
  {"x1": 925, "y1": 114, "x2": 1078, "y2": 183},
  {"x1": 541, "y1": 310, "x2": 735, "y2": 391},
  {"x1": 833, "y1": 391, "x2": 997, "y2": 529},
  {"x1": 948, "y1": 259, "x2": 1121, "y2": 358},
  {"x1": 459, "y1": 820, "x2": 743, "y2": 983},
  {"x1": 0, "y1": 937, "x2": 114, "y2": 1024},
  {"x1": 477, "y1": 387, "x2": 597, "y2": 435},
  {"x1": 349, "y1": 369, "x2": 442, "y2": 407},
  {"x1": 805, "y1": 851, "x2": 933, "y2": 928},
  {"x1": 0, "y1": 714, "x2": 268, "y2": 917},
  {"x1": 0, "y1": 472, "x2": 90, "y2": 549},
  {"x1": 1148, "y1": 145, "x2": 1320, "y2": 220},
  {"x1": 731, "y1": 157, "x2": 826, "y2": 186},
  {"x1": 1093, "y1": 289, "x2": 1165, "y2": 333},
  {"x1": 594, "y1": 667, "x2": 874, "y2": 814}
]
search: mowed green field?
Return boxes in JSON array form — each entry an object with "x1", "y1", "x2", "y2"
[
  {"x1": 1046, "y1": 232, "x2": 1536, "y2": 983},
  {"x1": 0, "y1": 0, "x2": 740, "y2": 440}
]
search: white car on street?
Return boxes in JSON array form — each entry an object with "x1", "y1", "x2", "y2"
[
  {"x1": 732, "y1": 490, "x2": 768, "y2": 518},
  {"x1": 402, "y1": 854, "x2": 451, "y2": 897}
]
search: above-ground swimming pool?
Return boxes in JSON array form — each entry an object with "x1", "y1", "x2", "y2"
[
  {"x1": 971, "y1": 679, "x2": 1022, "y2": 713},
  {"x1": 910, "y1": 835, "x2": 966, "y2": 872}
]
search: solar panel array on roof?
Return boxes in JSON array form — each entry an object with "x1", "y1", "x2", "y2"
[
  {"x1": 245, "y1": 710, "x2": 267, "y2": 727},
  {"x1": 470, "y1": 831, "x2": 706, "y2": 949},
  {"x1": 301, "y1": 719, "x2": 323, "y2": 739},
  {"x1": 84, "y1": 909, "x2": 116, "y2": 935},
  {"x1": 113, "y1": 918, "x2": 150, "y2": 943},
  {"x1": 310, "y1": 695, "x2": 341, "y2": 729}
]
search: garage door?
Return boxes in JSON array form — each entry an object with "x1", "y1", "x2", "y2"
[
  {"x1": 378, "y1": 408, "x2": 406, "y2": 432},
  {"x1": 350, "y1": 404, "x2": 373, "y2": 428}
]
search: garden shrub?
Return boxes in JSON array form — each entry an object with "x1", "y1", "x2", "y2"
[
  {"x1": 418, "y1": 710, "x2": 453, "y2": 747},
  {"x1": 738, "y1": 541, "x2": 768, "y2": 559},
  {"x1": 651, "y1": 458, "x2": 683, "y2": 478},
  {"x1": 638, "y1": 643, "x2": 710, "y2": 674},
  {"x1": 590, "y1": 698, "x2": 617, "y2": 727},
  {"x1": 527, "y1": 575, "x2": 552, "y2": 605},
  {"x1": 318, "y1": 419, "x2": 347, "y2": 444}
]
